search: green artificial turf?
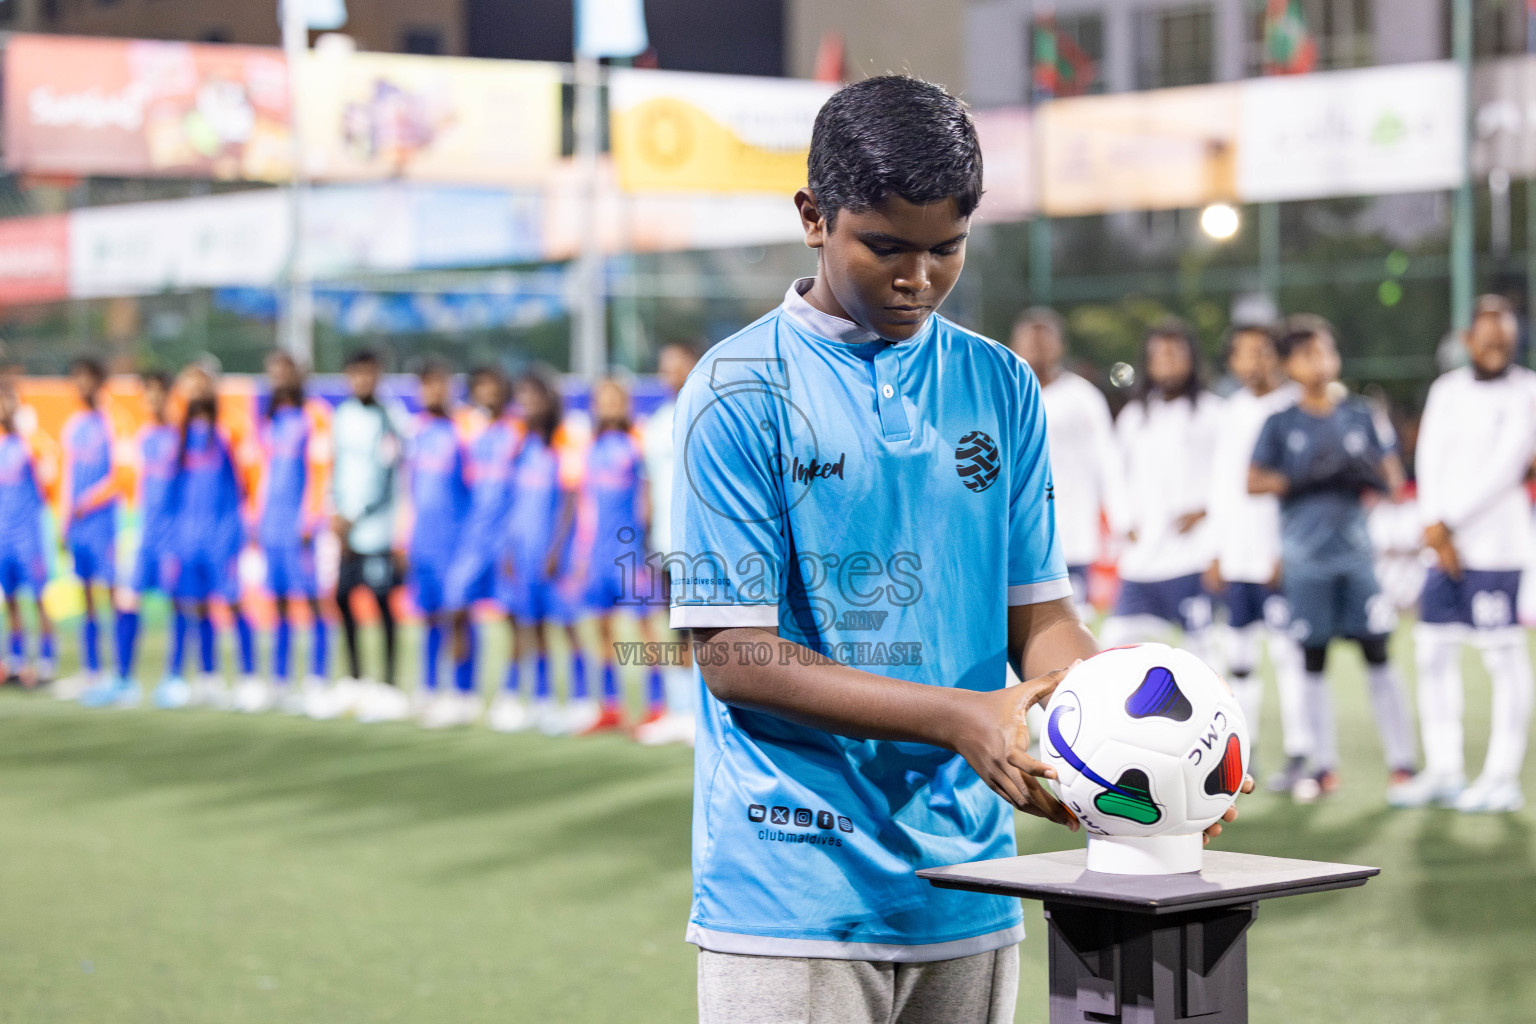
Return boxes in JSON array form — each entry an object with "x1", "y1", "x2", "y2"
[{"x1": 0, "y1": 626, "x2": 1532, "y2": 1023}]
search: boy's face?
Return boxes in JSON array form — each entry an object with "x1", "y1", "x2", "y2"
[
  {"x1": 471, "y1": 374, "x2": 504, "y2": 412},
  {"x1": 346, "y1": 362, "x2": 379, "y2": 400},
  {"x1": 1227, "y1": 329, "x2": 1278, "y2": 390},
  {"x1": 1009, "y1": 322, "x2": 1063, "y2": 377},
  {"x1": 1146, "y1": 335, "x2": 1192, "y2": 391},
  {"x1": 419, "y1": 373, "x2": 450, "y2": 412},
  {"x1": 799, "y1": 193, "x2": 968, "y2": 342},
  {"x1": 266, "y1": 354, "x2": 300, "y2": 390},
  {"x1": 516, "y1": 381, "x2": 551, "y2": 422},
  {"x1": 145, "y1": 381, "x2": 167, "y2": 418},
  {"x1": 0, "y1": 387, "x2": 17, "y2": 423},
  {"x1": 593, "y1": 381, "x2": 629, "y2": 424},
  {"x1": 1466, "y1": 311, "x2": 1517, "y2": 377},
  {"x1": 1284, "y1": 331, "x2": 1341, "y2": 389},
  {"x1": 657, "y1": 345, "x2": 695, "y2": 394},
  {"x1": 71, "y1": 369, "x2": 100, "y2": 403}
]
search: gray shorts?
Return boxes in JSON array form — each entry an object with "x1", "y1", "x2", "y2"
[{"x1": 697, "y1": 945, "x2": 1019, "y2": 1024}]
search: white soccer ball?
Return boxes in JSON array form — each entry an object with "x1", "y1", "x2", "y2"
[{"x1": 1040, "y1": 643, "x2": 1249, "y2": 838}]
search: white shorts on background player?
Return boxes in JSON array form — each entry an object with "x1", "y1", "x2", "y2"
[{"x1": 671, "y1": 278, "x2": 1069, "y2": 962}]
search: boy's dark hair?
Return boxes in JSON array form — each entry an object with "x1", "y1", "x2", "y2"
[
  {"x1": 1274, "y1": 314, "x2": 1335, "y2": 362},
  {"x1": 516, "y1": 366, "x2": 563, "y2": 443},
  {"x1": 1131, "y1": 317, "x2": 1205, "y2": 405},
  {"x1": 1013, "y1": 306, "x2": 1066, "y2": 339},
  {"x1": 807, "y1": 75, "x2": 983, "y2": 228},
  {"x1": 343, "y1": 348, "x2": 380, "y2": 370},
  {"x1": 69, "y1": 356, "x2": 106, "y2": 384},
  {"x1": 139, "y1": 369, "x2": 172, "y2": 391},
  {"x1": 1220, "y1": 321, "x2": 1275, "y2": 367},
  {"x1": 417, "y1": 358, "x2": 451, "y2": 382}
]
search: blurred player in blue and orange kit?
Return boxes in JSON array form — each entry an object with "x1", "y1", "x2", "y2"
[
  {"x1": 405, "y1": 361, "x2": 468, "y2": 720},
  {"x1": 564, "y1": 376, "x2": 665, "y2": 735},
  {"x1": 0, "y1": 378, "x2": 56, "y2": 688},
  {"x1": 432, "y1": 366, "x2": 519, "y2": 729},
  {"x1": 250, "y1": 352, "x2": 332, "y2": 713},
  {"x1": 163, "y1": 364, "x2": 257, "y2": 709},
  {"x1": 118, "y1": 371, "x2": 185, "y2": 707},
  {"x1": 495, "y1": 367, "x2": 583, "y2": 734},
  {"x1": 62, "y1": 358, "x2": 125, "y2": 703}
]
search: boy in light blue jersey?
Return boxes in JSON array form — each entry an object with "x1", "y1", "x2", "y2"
[
  {"x1": 0, "y1": 381, "x2": 55, "y2": 688},
  {"x1": 436, "y1": 367, "x2": 518, "y2": 727},
  {"x1": 407, "y1": 363, "x2": 470, "y2": 721},
  {"x1": 118, "y1": 373, "x2": 189, "y2": 708},
  {"x1": 671, "y1": 77, "x2": 1247, "y2": 1024}
]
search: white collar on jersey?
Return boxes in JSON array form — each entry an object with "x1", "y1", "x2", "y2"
[{"x1": 782, "y1": 277, "x2": 883, "y2": 346}]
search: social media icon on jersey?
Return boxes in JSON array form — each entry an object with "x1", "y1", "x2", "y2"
[
  {"x1": 748, "y1": 804, "x2": 766, "y2": 823},
  {"x1": 816, "y1": 810, "x2": 834, "y2": 829},
  {"x1": 770, "y1": 807, "x2": 790, "y2": 825},
  {"x1": 794, "y1": 808, "x2": 813, "y2": 827},
  {"x1": 837, "y1": 816, "x2": 854, "y2": 833}
]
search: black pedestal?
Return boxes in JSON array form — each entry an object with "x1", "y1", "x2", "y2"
[{"x1": 918, "y1": 849, "x2": 1378, "y2": 1024}]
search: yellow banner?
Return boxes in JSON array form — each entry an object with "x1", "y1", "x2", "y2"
[
  {"x1": 610, "y1": 69, "x2": 836, "y2": 194},
  {"x1": 298, "y1": 52, "x2": 562, "y2": 185}
]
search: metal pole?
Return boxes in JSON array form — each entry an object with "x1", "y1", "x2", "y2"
[
  {"x1": 1259, "y1": 201, "x2": 1280, "y2": 309},
  {"x1": 1029, "y1": 217, "x2": 1053, "y2": 305},
  {"x1": 280, "y1": 0, "x2": 315, "y2": 367},
  {"x1": 1451, "y1": 0, "x2": 1475, "y2": 330},
  {"x1": 571, "y1": 54, "x2": 607, "y2": 380}
]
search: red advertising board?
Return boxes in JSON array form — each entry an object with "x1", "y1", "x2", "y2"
[
  {"x1": 0, "y1": 215, "x2": 69, "y2": 305},
  {"x1": 4, "y1": 34, "x2": 292, "y2": 182}
]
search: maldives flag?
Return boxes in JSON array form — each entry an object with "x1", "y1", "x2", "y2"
[
  {"x1": 1031, "y1": 16, "x2": 1097, "y2": 102},
  {"x1": 1262, "y1": 0, "x2": 1317, "y2": 75}
]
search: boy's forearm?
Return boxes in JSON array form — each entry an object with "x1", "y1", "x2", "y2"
[
  {"x1": 1010, "y1": 598, "x2": 1098, "y2": 681},
  {"x1": 691, "y1": 626, "x2": 981, "y2": 751}
]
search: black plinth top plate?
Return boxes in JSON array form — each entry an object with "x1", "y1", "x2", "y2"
[{"x1": 917, "y1": 849, "x2": 1379, "y2": 915}]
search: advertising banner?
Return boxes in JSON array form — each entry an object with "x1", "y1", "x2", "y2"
[
  {"x1": 297, "y1": 53, "x2": 563, "y2": 185},
  {"x1": 1237, "y1": 61, "x2": 1464, "y2": 202},
  {"x1": 609, "y1": 69, "x2": 835, "y2": 194},
  {"x1": 4, "y1": 34, "x2": 293, "y2": 181},
  {"x1": 1038, "y1": 84, "x2": 1240, "y2": 216},
  {"x1": 0, "y1": 216, "x2": 70, "y2": 305},
  {"x1": 69, "y1": 191, "x2": 290, "y2": 298},
  {"x1": 972, "y1": 107, "x2": 1036, "y2": 222},
  {"x1": 1473, "y1": 55, "x2": 1536, "y2": 176}
]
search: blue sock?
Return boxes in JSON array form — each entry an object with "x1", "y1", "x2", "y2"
[
  {"x1": 169, "y1": 611, "x2": 188, "y2": 678},
  {"x1": 646, "y1": 667, "x2": 664, "y2": 712},
  {"x1": 454, "y1": 626, "x2": 476, "y2": 694},
  {"x1": 274, "y1": 617, "x2": 292, "y2": 682},
  {"x1": 534, "y1": 654, "x2": 550, "y2": 700},
  {"x1": 83, "y1": 616, "x2": 100, "y2": 673},
  {"x1": 9, "y1": 627, "x2": 23, "y2": 668},
  {"x1": 423, "y1": 623, "x2": 443, "y2": 692},
  {"x1": 116, "y1": 610, "x2": 139, "y2": 680},
  {"x1": 198, "y1": 616, "x2": 216, "y2": 674},
  {"x1": 601, "y1": 662, "x2": 619, "y2": 707},
  {"x1": 571, "y1": 652, "x2": 588, "y2": 700},
  {"x1": 504, "y1": 658, "x2": 521, "y2": 695},
  {"x1": 234, "y1": 613, "x2": 255, "y2": 676},
  {"x1": 40, "y1": 630, "x2": 54, "y2": 666},
  {"x1": 311, "y1": 620, "x2": 328, "y2": 678}
]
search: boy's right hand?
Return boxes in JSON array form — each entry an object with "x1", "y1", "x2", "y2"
[{"x1": 950, "y1": 668, "x2": 1078, "y2": 830}]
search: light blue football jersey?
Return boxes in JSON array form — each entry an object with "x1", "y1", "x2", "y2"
[{"x1": 669, "y1": 278, "x2": 1070, "y2": 961}]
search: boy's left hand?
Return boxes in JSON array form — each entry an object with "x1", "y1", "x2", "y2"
[{"x1": 1201, "y1": 775, "x2": 1256, "y2": 844}]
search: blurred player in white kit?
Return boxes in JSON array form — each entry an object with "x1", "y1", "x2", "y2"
[
  {"x1": 1009, "y1": 308, "x2": 1119, "y2": 617},
  {"x1": 1205, "y1": 323, "x2": 1310, "y2": 791},
  {"x1": 1399, "y1": 296, "x2": 1536, "y2": 813}
]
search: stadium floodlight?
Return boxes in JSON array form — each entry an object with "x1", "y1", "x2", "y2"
[{"x1": 1199, "y1": 202, "x2": 1240, "y2": 241}]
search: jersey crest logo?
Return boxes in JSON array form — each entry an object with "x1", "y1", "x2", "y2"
[{"x1": 954, "y1": 431, "x2": 999, "y2": 493}]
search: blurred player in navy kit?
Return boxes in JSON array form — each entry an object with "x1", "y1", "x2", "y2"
[{"x1": 1249, "y1": 315, "x2": 1418, "y2": 804}]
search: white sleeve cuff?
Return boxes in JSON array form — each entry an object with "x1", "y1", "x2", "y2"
[
  {"x1": 1007, "y1": 577, "x2": 1074, "y2": 606},
  {"x1": 669, "y1": 604, "x2": 780, "y2": 629}
]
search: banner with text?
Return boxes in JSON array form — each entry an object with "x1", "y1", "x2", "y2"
[
  {"x1": 0, "y1": 216, "x2": 70, "y2": 306},
  {"x1": 609, "y1": 69, "x2": 835, "y2": 194},
  {"x1": 297, "y1": 52, "x2": 562, "y2": 185},
  {"x1": 5, "y1": 34, "x2": 292, "y2": 181}
]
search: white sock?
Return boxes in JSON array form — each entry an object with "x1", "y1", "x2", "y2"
[
  {"x1": 1268, "y1": 630, "x2": 1312, "y2": 760},
  {"x1": 1414, "y1": 624, "x2": 1465, "y2": 780},
  {"x1": 1366, "y1": 662, "x2": 1418, "y2": 773},
  {"x1": 1305, "y1": 670, "x2": 1338, "y2": 773},
  {"x1": 1224, "y1": 624, "x2": 1262, "y2": 740},
  {"x1": 1476, "y1": 632, "x2": 1534, "y2": 783}
]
